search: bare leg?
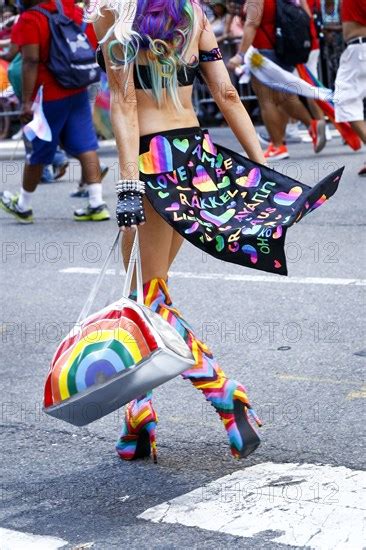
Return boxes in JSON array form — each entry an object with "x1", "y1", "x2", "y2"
[
  {"x1": 283, "y1": 101, "x2": 324, "y2": 123},
  {"x1": 350, "y1": 120, "x2": 366, "y2": 144},
  {"x1": 22, "y1": 164, "x2": 43, "y2": 192},
  {"x1": 251, "y1": 77, "x2": 288, "y2": 147},
  {"x1": 122, "y1": 197, "x2": 183, "y2": 285},
  {"x1": 274, "y1": 90, "x2": 312, "y2": 127},
  {"x1": 252, "y1": 77, "x2": 313, "y2": 147},
  {"x1": 169, "y1": 229, "x2": 184, "y2": 266},
  {"x1": 74, "y1": 151, "x2": 101, "y2": 183},
  {"x1": 306, "y1": 98, "x2": 324, "y2": 120}
]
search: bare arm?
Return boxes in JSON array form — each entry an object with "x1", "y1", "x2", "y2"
[
  {"x1": 239, "y1": 0, "x2": 264, "y2": 54},
  {"x1": 22, "y1": 43, "x2": 39, "y2": 103},
  {"x1": 223, "y1": 13, "x2": 234, "y2": 37},
  {"x1": 228, "y1": 0, "x2": 264, "y2": 69},
  {"x1": 199, "y1": 17, "x2": 265, "y2": 165},
  {"x1": 299, "y1": 0, "x2": 312, "y2": 18},
  {"x1": 21, "y1": 43, "x2": 39, "y2": 123},
  {"x1": 93, "y1": 11, "x2": 139, "y2": 180}
]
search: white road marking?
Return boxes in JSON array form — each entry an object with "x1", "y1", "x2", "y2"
[
  {"x1": 0, "y1": 528, "x2": 67, "y2": 549},
  {"x1": 59, "y1": 267, "x2": 366, "y2": 286},
  {"x1": 138, "y1": 462, "x2": 366, "y2": 550}
]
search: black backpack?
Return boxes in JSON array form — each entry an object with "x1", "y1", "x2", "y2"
[
  {"x1": 32, "y1": 0, "x2": 101, "y2": 89},
  {"x1": 275, "y1": 0, "x2": 312, "y2": 65}
]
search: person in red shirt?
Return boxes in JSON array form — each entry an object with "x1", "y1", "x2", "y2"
[
  {"x1": 334, "y1": 0, "x2": 366, "y2": 176},
  {"x1": 0, "y1": 0, "x2": 110, "y2": 223},
  {"x1": 228, "y1": 0, "x2": 326, "y2": 160}
]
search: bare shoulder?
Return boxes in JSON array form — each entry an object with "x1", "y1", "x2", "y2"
[
  {"x1": 192, "y1": 1, "x2": 206, "y2": 34},
  {"x1": 18, "y1": 10, "x2": 39, "y2": 24},
  {"x1": 92, "y1": 7, "x2": 115, "y2": 42},
  {"x1": 196, "y1": 7, "x2": 219, "y2": 51}
]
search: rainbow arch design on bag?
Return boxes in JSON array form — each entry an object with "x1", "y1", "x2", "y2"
[{"x1": 44, "y1": 305, "x2": 159, "y2": 408}]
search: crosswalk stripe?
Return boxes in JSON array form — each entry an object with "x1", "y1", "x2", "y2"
[
  {"x1": 59, "y1": 267, "x2": 366, "y2": 286},
  {"x1": 138, "y1": 462, "x2": 366, "y2": 550},
  {"x1": 0, "y1": 528, "x2": 67, "y2": 549}
]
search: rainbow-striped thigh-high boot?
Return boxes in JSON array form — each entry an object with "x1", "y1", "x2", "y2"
[
  {"x1": 116, "y1": 278, "x2": 261, "y2": 461},
  {"x1": 115, "y1": 281, "x2": 165, "y2": 462},
  {"x1": 116, "y1": 391, "x2": 158, "y2": 463}
]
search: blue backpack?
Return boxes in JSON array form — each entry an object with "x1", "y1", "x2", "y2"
[{"x1": 32, "y1": 0, "x2": 101, "y2": 89}]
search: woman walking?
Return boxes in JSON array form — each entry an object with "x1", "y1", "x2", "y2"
[{"x1": 92, "y1": 0, "x2": 341, "y2": 462}]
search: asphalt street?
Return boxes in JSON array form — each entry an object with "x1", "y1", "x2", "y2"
[{"x1": 0, "y1": 128, "x2": 365, "y2": 550}]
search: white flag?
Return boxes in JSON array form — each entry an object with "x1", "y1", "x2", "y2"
[
  {"x1": 243, "y1": 47, "x2": 333, "y2": 102},
  {"x1": 23, "y1": 85, "x2": 52, "y2": 142}
]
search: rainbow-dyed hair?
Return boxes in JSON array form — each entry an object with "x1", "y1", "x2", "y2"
[{"x1": 88, "y1": 0, "x2": 198, "y2": 107}]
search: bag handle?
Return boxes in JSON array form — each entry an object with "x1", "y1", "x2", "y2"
[
  {"x1": 77, "y1": 229, "x2": 143, "y2": 324},
  {"x1": 55, "y1": 0, "x2": 64, "y2": 15},
  {"x1": 122, "y1": 229, "x2": 143, "y2": 304},
  {"x1": 31, "y1": 6, "x2": 53, "y2": 19},
  {"x1": 31, "y1": 2, "x2": 63, "y2": 19}
]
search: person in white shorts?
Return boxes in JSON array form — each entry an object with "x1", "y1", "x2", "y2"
[{"x1": 334, "y1": 0, "x2": 366, "y2": 176}]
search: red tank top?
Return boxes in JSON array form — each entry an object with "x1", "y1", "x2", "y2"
[
  {"x1": 342, "y1": 0, "x2": 366, "y2": 26},
  {"x1": 253, "y1": 0, "x2": 276, "y2": 50}
]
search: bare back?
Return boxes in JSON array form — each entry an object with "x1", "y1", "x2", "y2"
[
  {"x1": 135, "y1": 6, "x2": 204, "y2": 135},
  {"x1": 343, "y1": 20, "x2": 366, "y2": 42},
  {"x1": 94, "y1": 5, "x2": 216, "y2": 136}
]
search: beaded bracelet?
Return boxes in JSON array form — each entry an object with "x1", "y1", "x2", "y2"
[{"x1": 115, "y1": 179, "x2": 146, "y2": 194}]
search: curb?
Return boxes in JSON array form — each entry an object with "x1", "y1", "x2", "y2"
[
  {"x1": 0, "y1": 138, "x2": 117, "y2": 160},
  {"x1": 0, "y1": 128, "x2": 340, "y2": 161}
]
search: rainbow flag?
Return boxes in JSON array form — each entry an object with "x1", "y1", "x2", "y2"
[
  {"x1": 296, "y1": 64, "x2": 362, "y2": 151},
  {"x1": 23, "y1": 85, "x2": 52, "y2": 142}
]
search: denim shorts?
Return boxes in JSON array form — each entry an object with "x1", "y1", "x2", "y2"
[
  {"x1": 27, "y1": 91, "x2": 98, "y2": 165},
  {"x1": 258, "y1": 49, "x2": 295, "y2": 73}
]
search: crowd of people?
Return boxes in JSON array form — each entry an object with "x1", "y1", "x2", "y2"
[
  {"x1": 202, "y1": 0, "x2": 365, "y2": 166},
  {"x1": 0, "y1": 0, "x2": 110, "y2": 223},
  {"x1": 0, "y1": 0, "x2": 365, "y2": 225}
]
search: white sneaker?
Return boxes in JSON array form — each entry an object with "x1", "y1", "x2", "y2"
[{"x1": 285, "y1": 122, "x2": 301, "y2": 143}]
